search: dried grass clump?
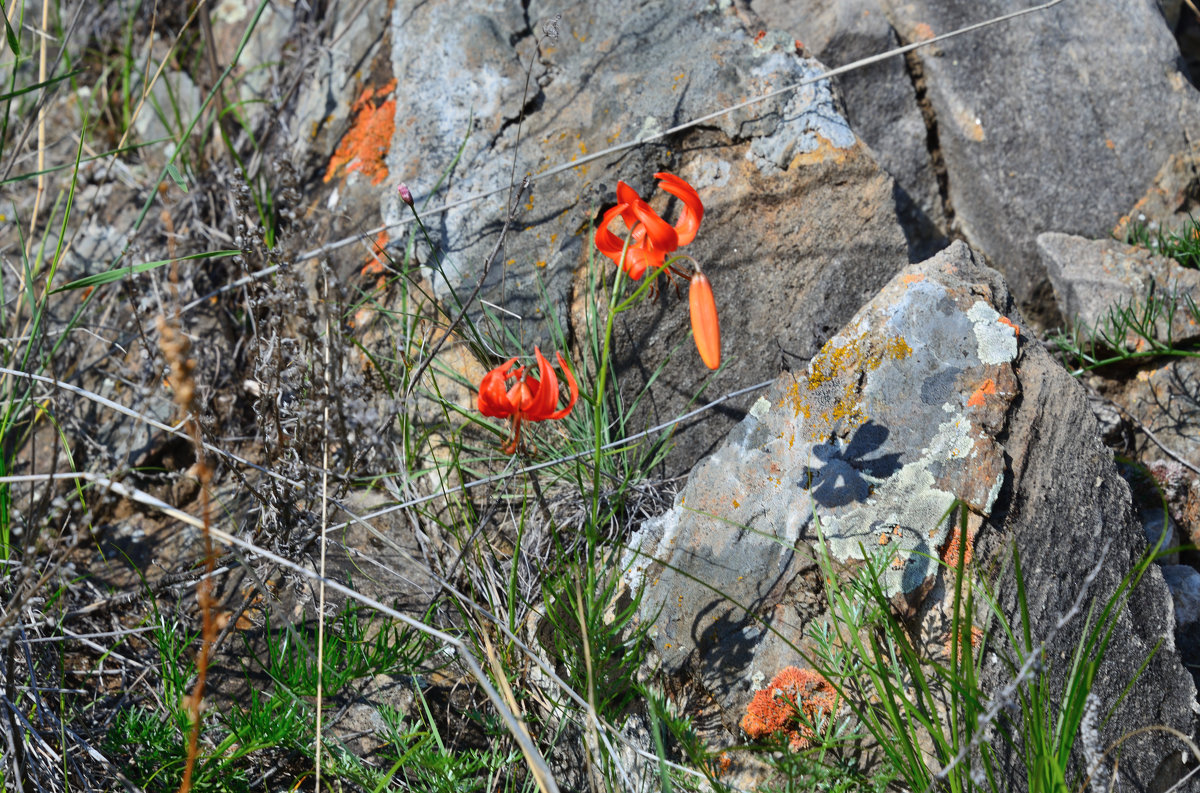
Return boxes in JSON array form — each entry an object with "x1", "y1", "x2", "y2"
[{"x1": 740, "y1": 666, "x2": 840, "y2": 750}]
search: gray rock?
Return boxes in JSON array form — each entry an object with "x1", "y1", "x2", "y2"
[
  {"x1": 383, "y1": 0, "x2": 909, "y2": 471},
  {"x1": 1117, "y1": 358, "x2": 1200, "y2": 473},
  {"x1": 1163, "y1": 565, "x2": 1200, "y2": 627},
  {"x1": 886, "y1": 0, "x2": 1199, "y2": 321},
  {"x1": 244, "y1": 1, "x2": 392, "y2": 167},
  {"x1": 1039, "y1": 232, "x2": 1200, "y2": 348},
  {"x1": 751, "y1": 0, "x2": 1200, "y2": 324},
  {"x1": 1113, "y1": 150, "x2": 1200, "y2": 241},
  {"x1": 1138, "y1": 505, "x2": 1180, "y2": 565},
  {"x1": 626, "y1": 241, "x2": 1196, "y2": 789}
]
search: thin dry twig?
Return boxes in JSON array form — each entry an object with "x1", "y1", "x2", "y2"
[{"x1": 314, "y1": 270, "x2": 333, "y2": 792}]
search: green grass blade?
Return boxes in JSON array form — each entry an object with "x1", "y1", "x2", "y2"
[{"x1": 51, "y1": 249, "x2": 240, "y2": 293}]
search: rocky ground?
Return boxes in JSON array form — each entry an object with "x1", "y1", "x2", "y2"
[{"x1": 4, "y1": 0, "x2": 1200, "y2": 791}]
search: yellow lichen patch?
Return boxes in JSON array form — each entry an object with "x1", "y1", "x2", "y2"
[
  {"x1": 324, "y1": 78, "x2": 397, "y2": 185},
  {"x1": 788, "y1": 134, "x2": 854, "y2": 167},
  {"x1": 782, "y1": 334, "x2": 911, "y2": 438},
  {"x1": 805, "y1": 334, "x2": 912, "y2": 391}
]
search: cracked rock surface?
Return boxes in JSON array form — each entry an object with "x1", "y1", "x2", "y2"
[{"x1": 626, "y1": 241, "x2": 1196, "y2": 790}]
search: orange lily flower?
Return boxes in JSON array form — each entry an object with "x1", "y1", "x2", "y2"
[
  {"x1": 477, "y1": 347, "x2": 578, "y2": 454},
  {"x1": 594, "y1": 172, "x2": 704, "y2": 280}
]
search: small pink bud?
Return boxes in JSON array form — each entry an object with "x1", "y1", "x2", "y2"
[{"x1": 397, "y1": 182, "x2": 414, "y2": 207}]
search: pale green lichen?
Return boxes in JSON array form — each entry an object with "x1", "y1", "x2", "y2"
[
  {"x1": 967, "y1": 301, "x2": 1018, "y2": 365},
  {"x1": 925, "y1": 412, "x2": 976, "y2": 461},
  {"x1": 822, "y1": 461, "x2": 957, "y2": 595},
  {"x1": 749, "y1": 397, "x2": 772, "y2": 420}
]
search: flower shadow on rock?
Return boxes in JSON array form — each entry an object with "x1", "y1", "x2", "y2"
[{"x1": 802, "y1": 421, "x2": 902, "y2": 508}]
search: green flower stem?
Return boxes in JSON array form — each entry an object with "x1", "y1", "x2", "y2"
[
  {"x1": 590, "y1": 252, "x2": 689, "y2": 524},
  {"x1": 590, "y1": 246, "x2": 628, "y2": 525}
]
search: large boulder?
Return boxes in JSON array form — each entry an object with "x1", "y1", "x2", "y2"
[
  {"x1": 382, "y1": 0, "x2": 910, "y2": 470},
  {"x1": 626, "y1": 241, "x2": 1196, "y2": 788},
  {"x1": 755, "y1": 0, "x2": 1200, "y2": 326}
]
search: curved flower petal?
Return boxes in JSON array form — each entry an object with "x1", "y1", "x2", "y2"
[
  {"x1": 689, "y1": 272, "x2": 721, "y2": 369},
  {"x1": 528, "y1": 348, "x2": 561, "y2": 419},
  {"x1": 616, "y1": 180, "x2": 641, "y2": 207},
  {"x1": 623, "y1": 246, "x2": 664, "y2": 280},
  {"x1": 629, "y1": 200, "x2": 678, "y2": 252},
  {"x1": 507, "y1": 374, "x2": 535, "y2": 413},
  {"x1": 547, "y1": 352, "x2": 578, "y2": 420},
  {"x1": 478, "y1": 358, "x2": 517, "y2": 417},
  {"x1": 655, "y1": 172, "x2": 704, "y2": 246},
  {"x1": 595, "y1": 203, "x2": 631, "y2": 265}
]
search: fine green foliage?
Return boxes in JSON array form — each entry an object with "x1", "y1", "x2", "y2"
[
  {"x1": 1054, "y1": 214, "x2": 1200, "y2": 374},
  {"x1": 1125, "y1": 213, "x2": 1200, "y2": 270},
  {"x1": 1051, "y1": 285, "x2": 1200, "y2": 374}
]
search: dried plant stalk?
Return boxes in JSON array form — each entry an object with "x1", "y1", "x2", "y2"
[{"x1": 156, "y1": 314, "x2": 215, "y2": 793}]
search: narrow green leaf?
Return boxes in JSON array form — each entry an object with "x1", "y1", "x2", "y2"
[
  {"x1": 0, "y1": 0, "x2": 19, "y2": 57},
  {"x1": 164, "y1": 161, "x2": 189, "y2": 193},
  {"x1": 0, "y1": 69, "x2": 82, "y2": 103},
  {"x1": 51, "y1": 249, "x2": 239, "y2": 293}
]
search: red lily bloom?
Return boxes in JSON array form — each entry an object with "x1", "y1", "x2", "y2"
[
  {"x1": 594, "y1": 172, "x2": 704, "y2": 280},
  {"x1": 477, "y1": 347, "x2": 578, "y2": 454}
]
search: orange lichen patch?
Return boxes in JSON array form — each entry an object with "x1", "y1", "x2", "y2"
[
  {"x1": 901, "y1": 273, "x2": 926, "y2": 285},
  {"x1": 997, "y1": 316, "x2": 1020, "y2": 335},
  {"x1": 324, "y1": 78, "x2": 398, "y2": 186},
  {"x1": 704, "y1": 752, "x2": 733, "y2": 777},
  {"x1": 912, "y1": 22, "x2": 936, "y2": 40},
  {"x1": 956, "y1": 109, "x2": 985, "y2": 142},
  {"x1": 940, "y1": 523, "x2": 975, "y2": 568},
  {"x1": 1105, "y1": 138, "x2": 1116, "y2": 150},
  {"x1": 966, "y1": 378, "x2": 997, "y2": 408},
  {"x1": 741, "y1": 667, "x2": 839, "y2": 751}
]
